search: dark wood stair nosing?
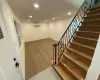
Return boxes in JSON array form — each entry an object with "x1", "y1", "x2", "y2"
[
  {"x1": 80, "y1": 25, "x2": 100, "y2": 27},
  {"x1": 89, "y1": 8, "x2": 100, "y2": 13},
  {"x1": 86, "y1": 14, "x2": 100, "y2": 18},
  {"x1": 52, "y1": 64, "x2": 74, "y2": 80},
  {"x1": 60, "y1": 59, "x2": 85, "y2": 80},
  {"x1": 67, "y1": 47, "x2": 92, "y2": 61},
  {"x1": 83, "y1": 19, "x2": 100, "y2": 22},
  {"x1": 78, "y1": 31, "x2": 100, "y2": 34},
  {"x1": 63, "y1": 53, "x2": 89, "y2": 71},
  {"x1": 74, "y1": 36, "x2": 97, "y2": 42},
  {"x1": 71, "y1": 42, "x2": 95, "y2": 51}
]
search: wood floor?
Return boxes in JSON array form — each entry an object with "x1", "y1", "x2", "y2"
[{"x1": 25, "y1": 38, "x2": 57, "y2": 80}]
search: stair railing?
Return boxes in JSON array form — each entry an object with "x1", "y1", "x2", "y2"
[{"x1": 53, "y1": 0, "x2": 96, "y2": 65}]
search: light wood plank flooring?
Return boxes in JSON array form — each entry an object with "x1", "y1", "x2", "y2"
[{"x1": 25, "y1": 38, "x2": 57, "y2": 80}]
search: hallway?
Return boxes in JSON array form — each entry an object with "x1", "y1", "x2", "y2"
[{"x1": 25, "y1": 38, "x2": 57, "y2": 80}]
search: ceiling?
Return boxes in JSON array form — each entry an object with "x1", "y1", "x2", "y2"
[
  {"x1": 7, "y1": 0, "x2": 82, "y2": 22},
  {"x1": 64, "y1": 0, "x2": 85, "y2": 8}
]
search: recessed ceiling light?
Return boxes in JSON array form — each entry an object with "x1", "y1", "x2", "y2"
[
  {"x1": 29, "y1": 15, "x2": 32, "y2": 18},
  {"x1": 34, "y1": 3, "x2": 39, "y2": 8},
  {"x1": 28, "y1": 20, "x2": 30, "y2": 21},
  {"x1": 45, "y1": 21, "x2": 47, "y2": 22},
  {"x1": 68, "y1": 12, "x2": 71, "y2": 15},
  {"x1": 53, "y1": 18, "x2": 55, "y2": 20}
]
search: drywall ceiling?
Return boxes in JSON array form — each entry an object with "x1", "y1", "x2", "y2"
[
  {"x1": 64, "y1": 0, "x2": 85, "y2": 8},
  {"x1": 7, "y1": 0, "x2": 80, "y2": 22}
]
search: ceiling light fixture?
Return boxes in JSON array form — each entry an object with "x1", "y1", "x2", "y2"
[
  {"x1": 68, "y1": 12, "x2": 71, "y2": 15},
  {"x1": 53, "y1": 18, "x2": 55, "y2": 20},
  {"x1": 45, "y1": 21, "x2": 48, "y2": 22},
  {"x1": 29, "y1": 15, "x2": 32, "y2": 18},
  {"x1": 34, "y1": 3, "x2": 39, "y2": 8},
  {"x1": 28, "y1": 20, "x2": 30, "y2": 21}
]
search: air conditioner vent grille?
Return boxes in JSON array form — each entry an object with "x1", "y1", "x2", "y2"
[{"x1": 34, "y1": 25, "x2": 40, "y2": 27}]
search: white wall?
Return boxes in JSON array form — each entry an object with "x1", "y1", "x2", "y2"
[
  {"x1": 48, "y1": 16, "x2": 74, "y2": 41},
  {"x1": 86, "y1": 35, "x2": 100, "y2": 80},
  {"x1": 0, "y1": 0, "x2": 24, "y2": 79},
  {"x1": 21, "y1": 22, "x2": 49, "y2": 42},
  {"x1": 21, "y1": 16, "x2": 74, "y2": 42}
]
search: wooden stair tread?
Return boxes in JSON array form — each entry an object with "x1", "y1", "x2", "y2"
[
  {"x1": 89, "y1": 9, "x2": 100, "y2": 13},
  {"x1": 60, "y1": 58, "x2": 85, "y2": 80},
  {"x1": 67, "y1": 47, "x2": 92, "y2": 60},
  {"x1": 74, "y1": 36, "x2": 97, "y2": 41},
  {"x1": 78, "y1": 31, "x2": 100, "y2": 34},
  {"x1": 81, "y1": 25, "x2": 100, "y2": 27},
  {"x1": 71, "y1": 42, "x2": 95, "y2": 50},
  {"x1": 89, "y1": 7, "x2": 100, "y2": 13},
  {"x1": 86, "y1": 14, "x2": 100, "y2": 17},
  {"x1": 53, "y1": 65, "x2": 74, "y2": 80},
  {"x1": 91, "y1": 4, "x2": 100, "y2": 10},
  {"x1": 84, "y1": 19, "x2": 100, "y2": 22},
  {"x1": 64, "y1": 53, "x2": 88, "y2": 71}
]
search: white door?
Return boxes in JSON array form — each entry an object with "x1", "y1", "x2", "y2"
[{"x1": 0, "y1": 12, "x2": 22, "y2": 80}]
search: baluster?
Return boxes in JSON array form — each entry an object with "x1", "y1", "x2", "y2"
[
  {"x1": 66, "y1": 30, "x2": 68, "y2": 45},
  {"x1": 64, "y1": 33, "x2": 66, "y2": 49},
  {"x1": 90, "y1": 0, "x2": 92, "y2": 8},
  {"x1": 68, "y1": 27, "x2": 70, "y2": 43},
  {"x1": 70, "y1": 25, "x2": 72, "y2": 38},
  {"x1": 65, "y1": 32, "x2": 67, "y2": 49},
  {"x1": 57, "y1": 43, "x2": 59, "y2": 58},
  {"x1": 62, "y1": 37, "x2": 64, "y2": 51},
  {"x1": 53, "y1": 44, "x2": 54, "y2": 64},
  {"x1": 60, "y1": 40, "x2": 62, "y2": 56},
  {"x1": 53, "y1": 44, "x2": 57, "y2": 64},
  {"x1": 69, "y1": 25, "x2": 71, "y2": 39}
]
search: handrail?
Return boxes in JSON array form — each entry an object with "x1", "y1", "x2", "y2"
[
  {"x1": 53, "y1": 0, "x2": 97, "y2": 65},
  {"x1": 57, "y1": 0, "x2": 94, "y2": 45},
  {"x1": 57, "y1": 0, "x2": 88, "y2": 45}
]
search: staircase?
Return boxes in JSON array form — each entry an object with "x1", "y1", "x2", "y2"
[{"x1": 52, "y1": 0, "x2": 100, "y2": 80}]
